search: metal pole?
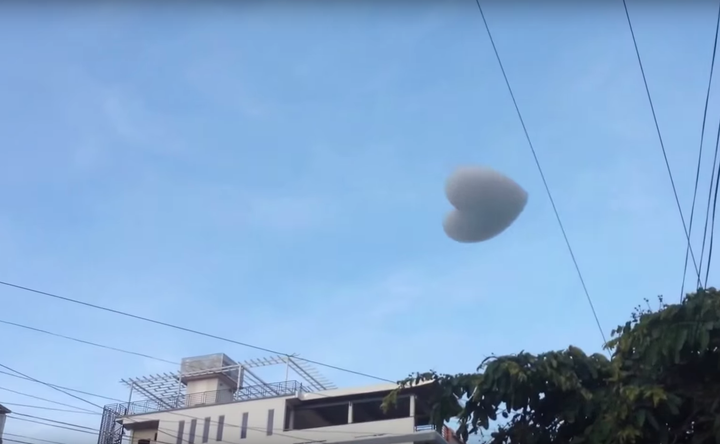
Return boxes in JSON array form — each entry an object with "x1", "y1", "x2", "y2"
[
  {"x1": 126, "y1": 382, "x2": 134, "y2": 415},
  {"x1": 284, "y1": 356, "x2": 290, "y2": 383}
]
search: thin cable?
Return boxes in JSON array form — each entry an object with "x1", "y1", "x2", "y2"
[
  {"x1": 0, "y1": 402, "x2": 100, "y2": 415},
  {"x1": 471, "y1": 0, "x2": 607, "y2": 346},
  {"x1": 0, "y1": 363, "x2": 104, "y2": 411},
  {"x1": 11, "y1": 412, "x2": 96, "y2": 431},
  {"x1": 700, "y1": 129, "x2": 720, "y2": 272},
  {"x1": 0, "y1": 319, "x2": 178, "y2": 366},
  {"x1": 0, "y1": 280, "x2": 393, "y2": 383},
  {"x1": 4, "y1": 433, "x2": 71, "y2": 444},
  {"x1": 680, "y1": 0, "x2": 720, "y2": 300},
  {"x1": 620, "y1": 0, "x2": 701, "y2": 280},
  {"x1": 4, "y1": 435, "x2": 71, "y2": 444},
  {"x1": 8, "y1": 416, "x2": 96, "y2": 436},
  {"x1": 704, "y1": 119, "x2": 720, "y2": 287},
  {"x1": 0, "y1": 370, "x2": 121, "y2": 402},
  {"x1": 0, "y1": 386, "x2": 98, "y2": 414}
]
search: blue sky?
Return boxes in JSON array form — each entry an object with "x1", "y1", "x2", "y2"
[{"x1": 1, "y1": 1, "x2": 719, "y2": 442}]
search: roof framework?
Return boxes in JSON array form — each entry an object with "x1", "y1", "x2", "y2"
[{"x1": 119, "y1": 353, "x2": 335, "y2": 404}]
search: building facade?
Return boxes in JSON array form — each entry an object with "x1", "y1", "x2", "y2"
[{"x1": 97, "y1": 353, "x2": 456, "y2": 444}]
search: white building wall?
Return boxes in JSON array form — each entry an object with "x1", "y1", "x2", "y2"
[
  {"x1": 0, "y1": 414, "x2": 6, "y2": 441},
  {"x1": 124, "y1": 396, "x2": 416, "y2": 444}
]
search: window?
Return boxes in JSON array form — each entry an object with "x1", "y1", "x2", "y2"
[
  {"x1": 292, "y1": 403, "x2": 349, "y2": 430},
  {"x1": 241, "y1": 412, "x2": 248, "y2": 439},
  {"x1": 352, "y1": 396, "x2": 410, "y2": 424},
  {"x1": 138, "y1": 440, "x2": 150, "y2": 444},
  {"x1": 176, "y1": 421, "x2": 185, "y2": 444},
  {"x1": 188, "y1": 419, "x2": 197, "y2": 444},
  {"x1": 267, "y1": 409, "x2": 274, "y2": 436},
  {"x1": 202, "y1": 417, "x2": 211, "y2": 443},
  {"x1": 216, "y1": 415, "x2": 225, "y2": 442}
]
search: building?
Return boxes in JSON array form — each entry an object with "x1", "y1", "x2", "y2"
[
  {"x1": 97, "y1": 353, "x2": 458, "y2": 444},
  {"x1": 0, "y1": 403, "x2": 11, "y2": 444}
]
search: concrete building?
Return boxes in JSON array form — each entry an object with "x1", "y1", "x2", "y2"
[
  {"x1": 0, "y1": 403, "x2": 11, "y2": 444},
  {"x1": 97, "y1": 353, "x2": 458, "y2": 444}
]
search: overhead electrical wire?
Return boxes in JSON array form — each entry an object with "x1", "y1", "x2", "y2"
[
  {"x1": 0, "y1": 386, "x2": 98, "y2": 414},
  {"x1": 703, "y1": 119, "x2": 720, "y2": 287},
  {"x1": 680, "y1": 0, "x2": 720, "y2": 300},
  {"x1": 4, "y1": 433, "x2": 72, "y2": 444},
  {"x1": 8, "y1": 416, "x2": 97, "y2": 436},
  {"x1": 471, "y1": 0, "x2": 608, "y2": 347},
  {"x1": 620, "y1": 0, "x2": 701, "y2": 280},
  {"x1": 0, "y1": 370, "x2": 121, "y2": 402},
  {"x1": 0, "y1": 319, "x2": 178, "y2": 366},
  {"x1": 0, "y1": 402, "x2": 100, "y2": 415},
  {"x1": 0, "y1": 280, "x2": 393, "y2": 384}
]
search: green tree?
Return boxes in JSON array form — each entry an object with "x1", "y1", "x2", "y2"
[{"x1": 383, "y1": 288, "x2": 720, "y2": 444}]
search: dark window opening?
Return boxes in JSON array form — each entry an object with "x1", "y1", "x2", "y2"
[
  {"x1": 176, "y1": 421, "x2": 185, "y2": 444},
  {"x1": 202, "y1": 418, "x2": 210, "y2": 443},
  {"x1": 216, "y1": 415, "x2": 225, "y2": 442},
  {"x1": 188, "y1": 419, "x2": 197, "y2": 444},
  {"x1": 292, "y1": 403, "x2": 349, "y2": 430},
  {"x1": 352, "y1": 396, "x2": 410, "y2": 424},
  {"x1": 267, "y1": 409, "x2": 275, "y2": 436},
  {"x1": 241, "y1": 412, "x2": 248, "y2": 439}
]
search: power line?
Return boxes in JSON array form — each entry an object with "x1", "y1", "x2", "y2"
[
  {"x1": 0, "y1": 319, "x2": 178, "y2": 366},
  {"x1": 11, "y1": 412, "x2": 96, "y2": 432},
  {"x1": 4, "y1": 434, "x2": 72, "y2": 444},
  {"x1": 0, "y1": 370, "x2": 121, "y2": 402},
  {"x1": 0, "y1": 280, "x2": 393, "y2": 383},
  {"x1": 8, "y1": 416, "x2": 96, "y2": 436},
  {"x1": 0, "y1": 363, "x2": 103, "y2": 411},
  {"x1": 703, "y1": 118, "x2": 720, "y2": 287},
  {"x1": 4, "y1": 433, "x2": 72, "y2": 444},
  {"x1": 681, "y1": 0, "x2": 720, "y2": 300},
  {"x1": 620, "y1": 0, "x2": 701, "y2": 280},
  {"x1": 471, "y1": 0, "x2": 608, "y2": 347},
  {"x1": 0, "y1": 386, "x2": 98, "y2": 414},
  {"x1": 0, "y1": 402, "x2": 100, "y2": 415}
]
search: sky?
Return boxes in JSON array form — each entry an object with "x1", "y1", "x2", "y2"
[{"x1": 1, "y1": 0, "x2": 719, "y2": 442}]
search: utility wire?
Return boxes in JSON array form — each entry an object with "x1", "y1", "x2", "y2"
[
  {"x1": 0, "y1": 363, "x2": 103, "y2": 411},
  {"x1": 0, "y1": 386, "x2": 98, "y2": 414},
  {"x1": 620, "y1": 0, "x2": 701, "y2": 280},
  {"x1": 4, "y1": 433, "x2": 72, "y2": 444},
  {"x1": 471, "y1": 0, "x2": 608, "y2": 347},
  {"x1": 680, "y1": 0, "x2": 720, "y2": 300},
  {"x1": 0, "y1": 402, "x2": 100, "y2": 415},
  {"x1": 703, "y1": 119, "x2": 720, "y2": 287},
  {"x1": 0, "y1": 280, "x2": 393, "y2": 383},
  {"x1": 699, "y1": 121, "x2": 720, "y2": 284},
  {"x1": 8, "y1": 416, "x2": 96, "y2": 436},
  {"x1": 0, "y1": 370, "x2": 121, "y2": 402},
  {"x1": 11, "y1": 412, "x2": 96, "y2": 432},
  {"x1": 0, "y1": 319, "x2": 178, "y2": 366}
]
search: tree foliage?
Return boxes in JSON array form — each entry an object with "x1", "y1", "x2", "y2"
[{"x1": 382, "y1": 288, "x2": 720, "y2": 444}]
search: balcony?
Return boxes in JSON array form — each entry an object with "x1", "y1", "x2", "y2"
[{"x1": 105, "y1": 380, "x2": 301, "y2": 416}]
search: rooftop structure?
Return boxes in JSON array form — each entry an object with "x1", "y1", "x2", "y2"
[{"x1": 98, "y1": 353, "x2": 456, "y2": 444}]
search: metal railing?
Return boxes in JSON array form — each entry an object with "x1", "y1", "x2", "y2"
[{"x1": 105, "y1": 380, "x2": 301, "y2": 416}]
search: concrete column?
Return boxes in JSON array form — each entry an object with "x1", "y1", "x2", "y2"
[
  {"x1": 348, "y1": 402, "x2": 353, "y2": 424},
  {"x1": 409, "y1": 395, "x2": 416, "y2": 418}
]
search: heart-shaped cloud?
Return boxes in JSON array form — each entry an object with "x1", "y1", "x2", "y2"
[{"x1": 443, "y1": 166, "x2": 528, "y2": 243}]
